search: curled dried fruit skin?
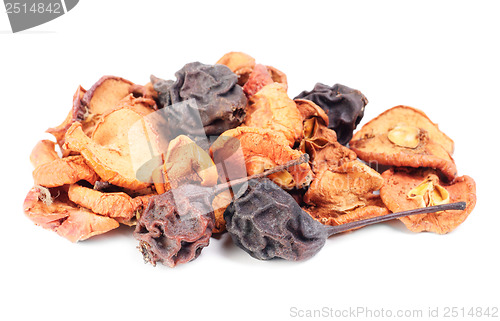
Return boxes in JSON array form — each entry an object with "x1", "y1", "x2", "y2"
[
  {"x1": 33, "y1": 155, "x2": 99, "y2": 188},
  {"x1": 387, "y1": 125, "x2": 421, "y2": 149},
  {"x1": 380, "y1": 168, "x2": 476, "y2": 234},
  {"x1": 245, "y1": 83, "x2": 303, "y2": 146},
  {"x1": 23, "y1": 186, "x2": 119, "y2": 242},
  {"x1": 350, "y1": 106, "x2": 457, "y2": 181},
  {"x1": 210, "y1": 127, "x2": 313, "y2": 189},
  {"x1": 295, "y1": 83, "x2": 368, "y2": 145}
]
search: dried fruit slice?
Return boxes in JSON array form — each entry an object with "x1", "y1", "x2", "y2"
[
  {"x1": 243, "y1": 64, "x2": 274, "y2": 97},
  {"x1": 64, "y1": 122, "x2": 150, "y2": 191},
  {"x1": 212, "y1": 189, "x2": 233, "y2": 233},
  {"x1": 350, "y1": 106, "x2": 457, "y2": 180},
  {"x1": 67, "y1": 184, "x2": 152, "y2": 223},
  {"x1": 303, "y1": 161, "x2": 387, "y2": 226},
  {"x1": 160, "y1": 135, "x2": 218, "y2": 190},
  {"x1": 244, "y1": 83, "x2": 303, "y2": 146},
  {"x1": 210, "y1": 127, "x2": 313, "y2": 189},
  {"x1": 23, "y1": 186, "x2": 119, "y2": 242},
  {"x1": 30, "y1": 140, "x2": 59, "y2": 168},
  {"x1": 33, "y1": 155, "x2": 98, "y2": 188},
  {"x1": 380, "y1": 168, "x2": 476, "y2": 234},
  {"x1": 216, "y1": 51, "x2": 256, "y2": 86}
]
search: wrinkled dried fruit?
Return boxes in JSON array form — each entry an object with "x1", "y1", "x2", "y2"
[
  {"x1": 160, "y1": 135, "x2": 218, "y2": 190},
  {"x1": 212, "y1": 189, "x2": 232, "y2": 233},
  {"x1": 151, "y1": 62, "x2": 247, "y2": 136},
  {"x1": 245, "y1": 83, "x2": 303, "y2": 146},
  {"x1": 64, "y1": 122, "x2": 150, "y2": 191},
  {"x1": 68, "y1": 184, "x2": 152, "y2": 224},
  {"x1": 350, "y1": 106, "x2": 457, "y2": 180},
  {"x1": 216, "y1": 52, "x2": 256, "y2": 86},
  {"x1": 380, "y1": 168, "x2": 476, "y2": 234},
  {"x1": 295, "y1": 83, "x2": 368, "y2": 145},
  {"x1": 243, "y1": 64, "x2": 274, "y2": 97},
  {"x1": 33, "y1": 155, "x2": 99, "y2": 188},
  {"x1": 210, "y1": 126, "x2": 313, "y2": 189},
  {"x1": 23, "y1": 186, "x2": 119, "y2": 242},
  {"x1": 224, "y1": 178, "x2": 329, "y2": 261}
]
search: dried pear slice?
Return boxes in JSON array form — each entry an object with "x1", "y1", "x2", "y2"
[
  {"x1": 350, "y1": 106, "x2": 457, "y2": 180},
  {"x1": 63, "y1": 122, "x2": 150, "y2": 191},
  {"x1": 380, "y1": 168, "x2": 476, "y2": 234}
]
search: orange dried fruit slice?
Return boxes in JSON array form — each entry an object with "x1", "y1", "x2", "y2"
[
  {"x1": 210, "y1": 126, "x2": 313, "y2": 189},
  {"x1": 350, "y1": 106, "x2": 457, "y2": 180},
  {"x1": 216, "y1": 51, "x2": 256, "y2": 86},
  {"x1": 23, "y1": 186, "x2": 119, "y2": 242},
  {"x1": 33, "y1": 155, "x2": 98, "y2": 188},
  {"x1": 30, "y1": 140, "x2": 59, "y2": 168},
  {"x1": 380, "y1": 168, "x2": 476, "y2": 234},
  {"x1": 244, "y1": 83, "x2": 303, "y2": 146}
]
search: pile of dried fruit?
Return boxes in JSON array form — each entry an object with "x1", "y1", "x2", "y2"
[{"x1": 24, "y1": 52, "x2": 476, "y2": 267}]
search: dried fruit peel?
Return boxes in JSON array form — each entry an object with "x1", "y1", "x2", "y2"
[{"x1": 33, "y1": 155, "x2": 99, "y2": 188}]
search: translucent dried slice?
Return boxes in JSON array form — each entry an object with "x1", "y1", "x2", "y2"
[
  {"x1": 64, "y1": 122, "x2": 150, "y2": 191},
  {"x1": 380, "y1": 168, "x2": 476, "y2": 234},
  {"x1": 244, "y1": 83, "x2": 303, "y2": 146},
  {"x1": 68, "y1": 184, "x2": 152, "y2": 223},
  {"x1": 33, "y1": 155, "x2": 98, "y2": 188},
  {"x1": 210, "y1": 127, "x2": 313, "y2": 189},
  {"x1": 23, "y1": 186, "x2": 119, "y2": 242},
  {"x1": 160, "y1": 135, "x2": 218, "y2": 189},
  {"x1": 350, "y1": 106, "x2": 457, "y2": 180},
  {"x1": 30, "y1": 140, "x2": 59, "y2": 168}
]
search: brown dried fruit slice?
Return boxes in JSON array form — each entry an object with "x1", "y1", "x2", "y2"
[
  {"x1": 244, "y1": 83, "x2": 303, "y2": 146},
  {"x1": 33, "y1": 155, "x2": 98, "y2": 188},
  {"x1": 216, "y1": 51, "x2": 256, "y2": 86},
  {"x1": 30, "y1": 140, "x2": 59, "y2": 168},
  {"x1": 303, "y1": 161, "x2": 387, "y2": 226},
  {"x1": 350, "y1": 106, "x2": 457, "y2": 180},
  {"x1": 23, "y1": 186, "x2": 119, "y2": 242},
  {"x1": 64, "y1": 122, "x2": 150, "y2": 191},
  {"x1": 67, "y1": 184, "x2": 152, "y2": 224},
  {"x1": 380, "y1": 168, "x2": 476, "y2": 234},
  {"x1": 210, "y1": 127, "x2": 313, "y2": 189},
  {"x1": 295, "y1": 99, "x2": 329, "y2": 125},
  {"x1": 158, "y1": 135, "x2": 218, "y2": 190}
]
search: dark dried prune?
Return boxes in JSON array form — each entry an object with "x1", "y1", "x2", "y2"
[
  {"x1": 224, "y1": 178, "x2": 328, "y2": 261},
  {"x1": 151, "y1": 62, "x2": 247, "y2": 136},
  {"x1": 224, "y1": 178, "x2": 467, "y2": 261},
  {"x1": 294, "y1": 83, "x2": 368, "y2": 145}
]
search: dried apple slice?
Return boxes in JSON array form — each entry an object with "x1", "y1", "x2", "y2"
[
  {"x1": 68, "y1": 184, "x2": 152, "y2": 223},
  {"x1": 244, "y1": 83, "x2": 304, "y2": 146},
  {"x1": 63, "y1": 122, "x2": 150, "y2": 191},
  {"x1": 33, "y1": 155, "x2": 99, "y2": 188},
  {"x1": 30, "y1": 140, "x2": 59, "y2": 168},
  {"x1": 216, "y1": 51, "x2": 256, "y2": 86},
  {"x1": 23, "y1": 186, "x2": 119, "y2": 242},
  {"x1": 210, "y1": 126, "x2": 313, "y2": 189}
]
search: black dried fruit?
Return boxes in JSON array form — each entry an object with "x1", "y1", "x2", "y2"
[
  {"x1": 151, "y1": 62, "x2": 247, "y2": 136},
  {"x1": 294, "y1": 83, "x2": 368, "y2": 145},
  {"x1": 224, "y1": 178, "x2": 467, "y2": 261}
]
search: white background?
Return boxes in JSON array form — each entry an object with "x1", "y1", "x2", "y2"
[{"x1": 1, "y1": 1, "x2": 498, "y2": 320}]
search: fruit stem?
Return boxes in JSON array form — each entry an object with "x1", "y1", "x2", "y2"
[{"x1": 326, "y1": 202, "x2": 467, "y2": 236}]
